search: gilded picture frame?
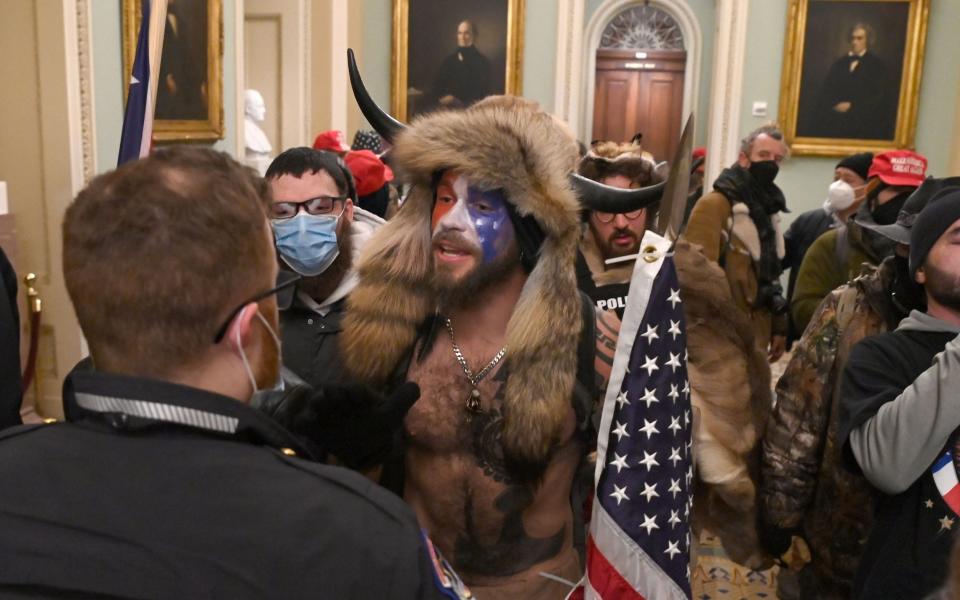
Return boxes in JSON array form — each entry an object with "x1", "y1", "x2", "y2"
[
  {"x1": 123, "y1": 0, "x2": 224, "y2": 141},
  {"x1": 778, "y1": 0, "x2": 929, "y2": 156},
  {"x1": 392, "y1": 0, "x2": 525, "y2": 121}
]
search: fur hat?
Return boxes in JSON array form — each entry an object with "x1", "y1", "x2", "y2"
[
  {"x1": 341, "y1": 96, "x2": 583, "y2": 476},
  {"x1": 578, "y1": 141, "x2": 659, "y2": 189}
]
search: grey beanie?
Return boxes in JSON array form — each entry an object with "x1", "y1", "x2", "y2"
[{"x1": 910, "y1": 187, "x2": 960, "y2": 277}]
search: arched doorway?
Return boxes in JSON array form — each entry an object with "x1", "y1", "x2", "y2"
[{"x1": 592, "y1": 4, "x2": 685, "y2": 160}]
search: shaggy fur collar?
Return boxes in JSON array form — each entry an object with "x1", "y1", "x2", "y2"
[
  {"x1": 728, "y1": 202, "x2": 785, "y2": 261},
  {"x1": 342, "y1": 96, "x2": 583, "y2": 476}
]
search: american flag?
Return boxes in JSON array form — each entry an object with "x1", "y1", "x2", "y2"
[
  {"x1": 575, "y1": 231, "x2": 693, "y2": 599},
  {"x1": 117, "y1": 0, "x2": 167, "y2": 166}
]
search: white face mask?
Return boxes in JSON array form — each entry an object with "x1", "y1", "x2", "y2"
[
  {"x1": 236, "y1": 309, "x2": 282, "y2": 396},
  {"x1": 823, "y1": 179, "x2": 857, "y2": 214}
]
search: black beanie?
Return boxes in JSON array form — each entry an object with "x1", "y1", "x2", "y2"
[
  {"x1": 836, "y1": 152, "x2": 874, "y2": 181},
  {"x1": 910, "y1": 187, "x2": 960, "y2": 278}
]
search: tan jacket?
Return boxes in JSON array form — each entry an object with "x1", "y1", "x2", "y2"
[{"x1": 684, "y1": 191, "x2": 787, "y2": 348}]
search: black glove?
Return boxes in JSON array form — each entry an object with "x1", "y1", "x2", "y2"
[{"x1": 264, "y1": 382, "x2": 420, "y2": 471}]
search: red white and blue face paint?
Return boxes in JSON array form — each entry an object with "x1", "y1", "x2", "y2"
[{"x1": 432, "y1": 171, "x2": 515, "y2": 264}]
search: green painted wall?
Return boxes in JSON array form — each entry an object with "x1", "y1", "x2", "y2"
[
  {"x1": 90, "y1": 0, "x2": 240, "y2": 174},
  {"x1": 740, "y1": 0, "x2": 959, "y2": 227}
]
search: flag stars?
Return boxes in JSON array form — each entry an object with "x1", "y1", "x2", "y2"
[
  {"x1": 639, "y1": 419, "x2": 660, "y2": 439},
  {"x1": 639, "y1": 387, "x2": 659, "y2": 408},
  {"x1": 668, "y1": 320, "x2": 682, "y2": 340},
  {"x1": 668, "y1": 415, "x2": 682, "y2": 435},
  {"x1": 641, "y1": 355, "x2": 659, "y2": 376},
  {"x1": 668, "y1": 509, "x2": 681, "y2": 529},
  {"x1": 610, "y1": 484, "x2": 629, "y2": 505},
  {"x1": 940, "y1": 515, "x2": 955, "y2": 532},
  {"x1": 668, "y1": 478, "x2": 682, "y2": 498},
  {"x1": 640, "y1": 482, "x2": 659, "y2": 502},
  {"x1": 667, "y1": 288, "x2": 682, "y2": 309},
  {"x1": 640, "y1": 514, "x2": 659, "y2": 535},
  {"x1": 666, "y1": 352, "x2": 682, "y2": 372},
  {"x1": 615, "y1": 390, "x2": 630, "y2": 408},
  {"x1": 664, "y1": 540, "x2": 682, "y2": 559},
  {"x1": 669, "y1": 446, "x2": 682, "y2": 466},
  {"x1": 681, "y1": 380, "x2": 690, "y2": 398},
  {"x1": 639, "y1": 451, "x2": 659, "y2": 471},
  {"x1": 641, "y1": 324, "x2": 659, "y2": 344},
  {"x1": 668, "y1": 383, "x2": 679, "y2": 402},
  {"x1": 610, "y1": 453, "x2": 629, "y2": 473},
  {"x1": 925, "y1": 499, "x2": 935, "y2": 509},
  {"x1": 612, "y1": 421, "x2": 630, "y2": 442}
]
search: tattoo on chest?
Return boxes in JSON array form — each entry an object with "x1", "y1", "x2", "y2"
[
  {"x1": 470, "y1": 368, "x2": 512, "y2": 484},
  {"x1": 453, "y1": 485, "x2": 566, "y2": 576}
]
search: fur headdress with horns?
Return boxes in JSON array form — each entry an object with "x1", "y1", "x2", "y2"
[
  {"x1": 578, "y1": 141, "x2": 661, "y2": 193},
  {"x1": 341, "y1": 96, "x2": 583, "y2": 477}
]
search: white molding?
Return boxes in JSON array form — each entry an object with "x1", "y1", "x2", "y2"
[
  {"x1": 75, "y1": 0, "x2": 96, "y2": 183},
  {"x1": 328, "y1": 0, "x2": 349, "y2": 134},
  {"x1": 704, "y1": 0, "x2": 749, "y2": 186},
  {"x1": 575, "y1": 0, "x2": 702, "y2": 146},
  {"x1": 553, "y1": 0, "x2": 585, "y2": 136}
]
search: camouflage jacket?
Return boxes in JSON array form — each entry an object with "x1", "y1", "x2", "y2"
[{"x1": 759, "y1": 258, "x2": 904, "y2": 596}]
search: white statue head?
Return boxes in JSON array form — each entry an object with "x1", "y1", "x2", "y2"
[{"x1": 245, "y1": 89, "x2": 266, "y2": 122}]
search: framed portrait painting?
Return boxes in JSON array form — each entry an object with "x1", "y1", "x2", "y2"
[
  {"x1": 392, "y1": 0, "x2": 525, "y2": 121},
  {"x1": 778, "y1": 0, "x2": 929, "y2": 156},
  {"x1": 123, "y1": 0, "x2": 224, "y2": 141}
]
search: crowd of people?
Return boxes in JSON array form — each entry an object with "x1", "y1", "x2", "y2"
[{"x1": 0, "y1": 80, "x2": 957, "y2": 600}]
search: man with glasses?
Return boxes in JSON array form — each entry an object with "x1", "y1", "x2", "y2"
[
  {"x1": 0, "y1": 146, "x2": 461, "y2": 598},
  {"x1": 576, "y1": 140, "x2": 663, "y2": 320},
  {"x1": 264, "y1": 147, "x2": 385, "y2": 388}
]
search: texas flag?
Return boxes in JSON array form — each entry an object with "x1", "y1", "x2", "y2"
[{"x1": 117, "y1": 0, "x2": 168, "y2": 166}]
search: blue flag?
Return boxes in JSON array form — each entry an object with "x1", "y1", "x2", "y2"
[{"x1": 117, "y1": 0, "x2": 153, "y2": 166}]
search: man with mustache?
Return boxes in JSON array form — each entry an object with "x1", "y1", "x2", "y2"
[
  {"x1": 576, "y1": 140, "x2": 663, "y2": 320},
  {"x1": 0, "y1": 147, "x2": 456, "y2": 598},
  {"x1": 343, "y1": 96, "x2": 600, "y2": 599}
]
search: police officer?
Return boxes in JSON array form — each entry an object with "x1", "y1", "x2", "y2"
[{"x1": 0, "y1": 146, "x2": 469, "y2": 599}]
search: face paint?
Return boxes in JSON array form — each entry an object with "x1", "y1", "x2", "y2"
[{"x1": 432, "y1": 173, "x2": 514, "y2": 264}]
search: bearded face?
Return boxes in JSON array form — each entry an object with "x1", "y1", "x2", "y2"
[
  {"x1": 918, "y1": 220, "x2": 960, "y2": 312},
  {"x1": 430, "y1": 170, "x2": 519, "y2": 308}
]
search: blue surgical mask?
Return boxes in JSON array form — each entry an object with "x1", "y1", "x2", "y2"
[{"x1": 271, "y1": 212, "x2": 340, "y2": 276}]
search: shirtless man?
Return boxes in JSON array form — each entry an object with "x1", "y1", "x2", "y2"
[{"x1": 342, "y1": 93, "x2": 611, "y2": 598}]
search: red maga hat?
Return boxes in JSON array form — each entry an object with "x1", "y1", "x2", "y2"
[
  {"x1": 868, "y1": 150, "x2": 927, "y2": 187},
  {"x1": 344, "y1": 150, "x2": 394, "y2": 197},
  {"x1": 312, "y1": 130, "x2": 349, "y2": 153}
]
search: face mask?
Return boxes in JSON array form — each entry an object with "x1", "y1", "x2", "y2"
[
  {"x1": 749, "y1": 160, "x2": 779, "y2": 186},
  {"x1": 272, "y1": 212, "x2": 340, "y2": 276},
  {"x1": 237, "y1": 309, "x2": 282, "y2": 396},
  {"x1": 823, "y1": 180, "x2": 856, "y2": 214},
  {"x1": 871, "y1": 190, "x2": 910, "y2": 226}
]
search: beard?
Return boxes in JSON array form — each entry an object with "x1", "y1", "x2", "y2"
[
  {"x1": 592, "y1": 225, "x2": 641, "y2": 261},
  {"x1": 432, "y1": 231, "x2": 521, "y2": 310},
  {"x1": 923, "y1": 260, "x2": 960, "y2": 312},
  {"x1": 294, "y1": 218, "x2": 354, "y2": 303},
  {"x1": 253, "y1": 304, "x2": 281, "y2": 390}
]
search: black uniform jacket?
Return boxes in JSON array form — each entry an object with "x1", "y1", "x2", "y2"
[{"x1": 0, "y1": 370, "x2": 460, "y2": 599}]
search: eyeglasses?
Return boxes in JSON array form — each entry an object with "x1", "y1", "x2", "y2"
[
  {"x1": 269, "y1": 196, "x2": 346, "y2": 220},
  {"x1": 594, "y1": 209, "x2": 645, "y2": 224},
  {"x1": 212, "y1": 270, "x2": 301, "y2": 343}
]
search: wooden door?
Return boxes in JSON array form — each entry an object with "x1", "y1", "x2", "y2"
[{"x1": 592, "y1": 49, "x2": 685, "y2": 161}]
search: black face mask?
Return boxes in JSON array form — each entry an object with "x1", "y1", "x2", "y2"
[
  {"x1": 891, "y1": 254, "x2": 926, "y2": 315},
  {"x1": 749, "y1": 160, "x2": 780, "y2": 186},
  {"x1": 870, "y1": 190, "x2": 911, "y2": 225}
]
